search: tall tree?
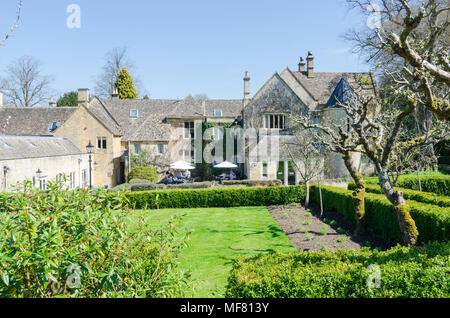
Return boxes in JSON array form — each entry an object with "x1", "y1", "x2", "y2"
[
  {"x1": 346, "y1": 0, "x2": 450, "y2": 120},
  {"x1": 0, "y1": 56, "x2": 54, "y2": 107},
  {"x1": 115, "y1": 67, "x2": 138, "y2": 99},
  {"x1": 57, "y1": 91, "x2": 78, "y2": 107},
  {"x1": 94, "y1": 45, "x2": 144, "y2": 98}
]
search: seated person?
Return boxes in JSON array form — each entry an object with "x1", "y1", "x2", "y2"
[
  {"x1": 184, "y1": 170, "x2": 191, "y2": 179},
  {"x1": 229, "y1": 171, "x2": 237, "y2": 180},
  {"x1": 175, "y1": 171, "x2": 182, "y2": 179}
]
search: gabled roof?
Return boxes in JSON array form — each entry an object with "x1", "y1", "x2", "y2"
[
  {"x1": 0, "y1": 107, "x2": 77, "y2": 136},
  {"x1": 324, "y1": 77, "x2": 355, "y2": 109},
  {"x1": 0, "y1": 136, "x2": 82, "y2": 160},
  {"x1": 87, "y1": 98, "x2": 123, "y2": 136},
  {"x1": 291, "y1": 71, "x2": 374, "y2": 105},
  {"x1": 98, "y1": 96, "x2": 243, "y2": 142}
]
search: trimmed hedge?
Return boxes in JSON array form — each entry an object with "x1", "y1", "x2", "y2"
[
  {"x1": 365, "y1": 175, "x2": 450, "y2": 196},
  {"x1": 348, "y1": 183, "x2": 450, "y2": 207},
  {"x1": 130, "y1": 181, "x2": 217, "y2": 192},
  {"x1": 128, "y1": 166, "x2": 158, "y2": 183},
  {"x1": 310, "y1": 185, "x2": 450, "y2": 244},
  {"x1": 126, "y1": 185, "x2": 306, "y2": 210},
  {"x1": 222, "y1": 180, "x2": 283, "y2": 187},
  {"x1": 225, "y1": 242, "x2": 450, "y2": 298}
]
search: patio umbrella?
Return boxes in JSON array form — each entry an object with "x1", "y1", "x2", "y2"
[
  {"x1": 170, "y1": 160, "x2": 195, "y2": 170},
  {"x1": 214, "y1": 161, "x2": 238, "y2": 180}
]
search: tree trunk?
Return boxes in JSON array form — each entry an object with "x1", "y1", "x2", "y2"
[
  {"x1": 318, "y1": 180, "x2": 323, "y2": 217},
  {"x1": 305, "y1": 182, "x2": 310, "y2": 207},
  {"x1": 343, "y1": 153, "x2": 366, "y2": 235},
  {"x1": 378, "y1": 169, "x2": 418, "y2": 246}
]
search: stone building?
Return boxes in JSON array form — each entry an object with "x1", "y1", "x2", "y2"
[{"x1": 0, "y1": 136, "x2": 90, "y2": 192}]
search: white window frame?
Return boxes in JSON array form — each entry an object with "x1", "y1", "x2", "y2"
[
  {"x1": 157, "y1": 144, "x2": 164, "y2": 154},
  {"x1": 134, "y1": 143, "x2": 141, "y2": 155},
  {"x1": 129, "y1": 109, "x2": 139, "y2": 118},
  {"x1": 262, "y1": 162, "x2": 269, "y2": 179},
  {"x1": 213, "y1": 109, "x2": 223, "y2": 117},
  {"x1": 184, "y1": 122, "x2": 195, "y2": 139},
  {"x1": 97, "y1": 137, "x2": 107, "y2": 149},
  {"x1": 264, "y1": 114, "x2": 288, "y2": 129}
]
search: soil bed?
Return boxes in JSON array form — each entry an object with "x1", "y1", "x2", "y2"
[{"x1": 268, "y1": 203, "x2": 393, "y2": 252}]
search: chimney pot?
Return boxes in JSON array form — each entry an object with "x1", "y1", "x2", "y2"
[
  {"x1": 298, "y1": 57, "x2": 306, "y2": 73},
  {"x1": 0, "y1": 91, "x2": 3, "y2": 107},
  {"x1": 111, "y1": 87, "x2": 119, "y2": 99},
  {"x1": 78, "y1": 88, "x2": 90, "y2": 106},
  {"x1": 243, "y1": 71, "x2": 250, "y2": 107},
  {"x1": 49, "y1": 97, "x2": 56, "y2": 108},
  {"x1": 307, "y1": 51, "x2": 314, "y2": 78}
]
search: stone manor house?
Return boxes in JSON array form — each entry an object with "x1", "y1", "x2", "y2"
[{"x1": 0, "y1": 52, "x2": 377, "y2": 190}]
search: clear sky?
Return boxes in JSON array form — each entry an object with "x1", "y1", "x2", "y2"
[{"x1": 0, "y1": 0, "x2": 369, "y2": 101}]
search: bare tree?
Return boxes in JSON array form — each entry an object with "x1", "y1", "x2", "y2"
[
  {"x1": 1, "y1": 56, "x2": 54, "y2": 107},
  {"x1": 282, "y1": 131, "x2": 325, "y2": 208},
  {"x1": 346, "y1": 0, "x2": 450, "y2": 120},
  {"x1": 94, "y1": 45, "x2": 144, "y2": 98},
  {"x1": 0, "y1": 0, "x2": 23, "y2": 47}
]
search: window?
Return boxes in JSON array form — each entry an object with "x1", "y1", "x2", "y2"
[
  {"x1": 157, "y1": 144, "x2": 165, "y2": 154},
  {"x1": 134, "y1": 144, "x2": 141, "y2": 155},
  {"x1": 184, "y1": 149, "x2": 194, "y2": 163},
  {"x1": 213, "y1": 126, "x2": 223, "y2": 140},
  {"x1": 39, "y1": 179, "x2": 47, "y2": 191},
  {"x1": 129, "y1": 109, "x2": 138, "y2": 118},
  {"x1": 262, "y1": 162, "x2": 268, "y2": 178},
  {"x1": 184, "y1": 122, "x2": 195, "y2": 139},
  {"x1": 97, "y1": 137, "x2": 107, "y2": 149},
  {"x1": 70, "y1": 172, "x2": 76, "y2": 189},
  {"x1": 264, "y1": 114, "x2": 288, "y2": 129},
  {"x1": 213, "y1": 109, "x2": 223, "y2": 117},
  {"x1": 82, "y1": 170, "x2": 87, "y2": 188}
]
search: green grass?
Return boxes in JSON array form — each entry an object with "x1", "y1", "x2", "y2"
[{"x1": 128, "y1": 207, "x2": 296, "y2": 298}]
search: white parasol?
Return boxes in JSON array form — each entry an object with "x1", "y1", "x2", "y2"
[{"x1": 170, "y1": 160, "x2": 195, "y2": 170}]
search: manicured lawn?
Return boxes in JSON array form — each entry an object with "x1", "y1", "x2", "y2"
[{"x1": 129, "y1": 207, "x2": 296, "y2": 298}]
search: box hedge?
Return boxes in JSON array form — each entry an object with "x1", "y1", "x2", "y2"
[
  {"x1": 128, "y1": 166, "x2": 158, "y2": 183},
  {"x1": 310, "y1": 185, "x2": 450, "y2": 244},
  {"x1": 225, "y1": 242, "x2": 450, "y2": 298},
  {"x1": 348, "y1": 183, "x2": 450, "y2": 207},
  {"x1": 364, "y1": 175, "x2": 450, "y2": 196},
  {"x1": 126, "y1": 185, "x2": 306, "y2": 210},
  {"x1": 222, "y1": 180, "x2": 283, "y2": 187}
]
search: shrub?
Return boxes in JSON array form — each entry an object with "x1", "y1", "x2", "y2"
[
  {"x1": 310, "y1": 185, "x2": 450, "y2": 244},
  {"x1": 225, "y1": 242, "x2": 450, "y2": 298},
  {"x1": 128, "y1": 166, "x2": 158, "y2": 183},
  {"x1": 126, "y1": 185, "x2": 306, "y2": 210},
  {"x1": 0, "y1": 181, "x2": 187, "y2": 298},
  {"x1": 364, "y1": 175, "x2": 450, "y2": 196},
  {"x1": 348, "y1": 183, "x2": 450, "y2": 207},
  {"x1": 130, "y1": 181, "x2": 217, "y2": 192},
  {"x1": 129, "y1": 178, "x2": 153, "y2": 185},
  {"x1": 222, "y1": 180, "x2": 283, "y2": 187}
]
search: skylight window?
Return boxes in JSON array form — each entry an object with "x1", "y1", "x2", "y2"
[
  {"x1": 2, "y1": 142, "x2": 11, "y2": 149},
  {"x1": 214, "y1": 109, "x2": 223, "y2": 117},
  {"x1": 130, "y1": 109, "x2": 138, "y2": 118}
]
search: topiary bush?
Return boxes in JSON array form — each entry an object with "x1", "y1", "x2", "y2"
[
  {"x1": 225, "y1": 242, "x2": 450, "y2": 298},
  {"x1": 0, "y1": 180, "x2": 188, "y2": 298},
  {"x1": 126, "y1": 185, "x2": 306, "y2": 210},
  {"x1": 128, "y1": 166, "x2": 158, "y2": 183},
  {"x1": 348, "y1": 183, "x2": 450, "y2": 207},
  {"x1": 310, "y1": 185, "x2": 450, "y2": 244}
]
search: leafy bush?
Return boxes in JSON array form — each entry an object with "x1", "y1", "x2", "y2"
[
  {"x1": 364, "y1": 174, "x2": 450, "y2": 196},
  {"x1": 128, "y1": 166, "x2": 158, "y2": 183},
  {"x1": 348, "y1": 183, "x2": 450, "y2": 207},
  {"x1": 222, "y1": 180, "x2": 283, "y2": 187},
  {"x1": 225, "y1": 242, "x2": 450, "y2": 298},
  {"x1": 129, "y1": 178, "x2": 153, "y2": 185},
  {"x1": 0, "y1": 181, "x2": 187, "y2": 298},
  {"x1": 310, "y1": 185, "x2": 450, "y2": 244},
  {"x1": 126, "y1": 185, "x2": 306, "y2": 210}
]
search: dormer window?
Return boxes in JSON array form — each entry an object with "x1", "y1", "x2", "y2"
[
  {"x1": 129, "y1": 109, "x2": 138, "y2": 118},
  {"x1": 214, "y1": 109, "x2": 223, "y2": 117}
]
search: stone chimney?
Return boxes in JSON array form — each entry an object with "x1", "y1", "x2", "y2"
[
  {"x1": 243, "y1": 71, "x2": 250, "y2": 107},
  {"x1": 307, "y1": 51, "x2": 315, "y2": 78},
  {"x1": 298, "y1": 57, "x2": 306, "y2": 73},
  {"x1": 111, "y1": 87, "x2": 119, "y2": 99},
  {"x1": 49, "y1": 97, "x2": 57, "y2": 108},
  {"x1": 78, "y1": 88, "x2": 90, "y2": 106}
]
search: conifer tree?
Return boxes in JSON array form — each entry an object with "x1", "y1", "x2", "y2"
[{"x1": 115, "y1": 67, "x2": 138, "y2": 99}]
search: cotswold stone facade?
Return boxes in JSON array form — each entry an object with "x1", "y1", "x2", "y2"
[{"x1": 0, "y1": 52, "x2": 376, "y2": 188}]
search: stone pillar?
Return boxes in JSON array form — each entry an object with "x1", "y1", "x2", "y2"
[{"x1": 284, "y1": 160, "x2": 289, "y2": 186}]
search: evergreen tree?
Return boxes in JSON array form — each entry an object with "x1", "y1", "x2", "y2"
[
  {"x1": 57, "y1": 91, "x2": 78, "y2": 107},
  {"x1": 115, "y1": 67, "x2": 138, "y2": 99}
]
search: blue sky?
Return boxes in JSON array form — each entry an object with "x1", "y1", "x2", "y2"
[{"x1": 0, "y1": 0, "x2": 369, "y2": 100}]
